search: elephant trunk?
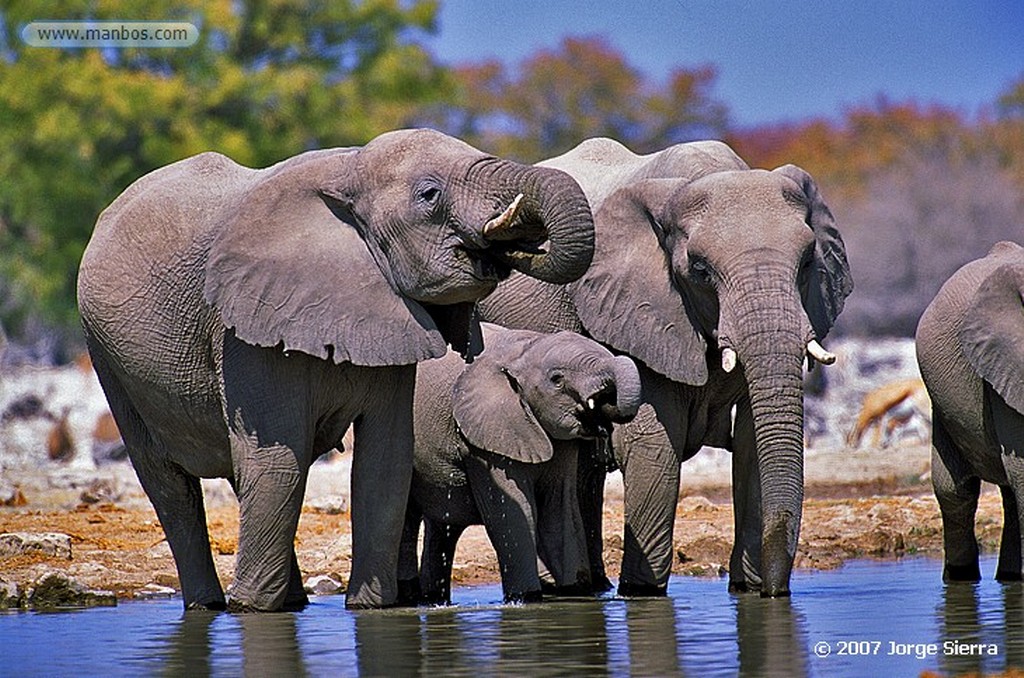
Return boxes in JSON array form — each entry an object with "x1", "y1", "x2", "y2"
[
  {"x1": 477, "y1": 163, "x2": 595, "y2": 285},
  {"x1": 603, "y1": 355, "x2": 642, "y2": 423},
  {"x1": 722, "y1": 267, "x2": 809, "y2": 597}
]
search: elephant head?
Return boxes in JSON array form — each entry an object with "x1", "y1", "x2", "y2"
[
  {"x1": 203, "y1": 129, "x2": 594, "y2": 363},
  {"x1": 570, "y1": 163, "x2": 852, "y2": 596},
  {"x1": 451, "y1": 326, "x2": 642, "y2": 462}
]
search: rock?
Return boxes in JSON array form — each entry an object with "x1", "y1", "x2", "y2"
[
  {"x1": 0, "y1": 578, "x2": 22, "y2": 608},
  {"x1": 25, "y1": 572, "x2": 116, "y2": 609},
  {"x1": 0, "y1": 532, "x2": 73, "y2": 559},
  {"x1": 135, "y1": 583, "x2": 177, "y2": 599},
  {"x1": 305, "y1": 574, "x2": 344, "y2": 595},
  {"x1": 307, "y1": 494, "x2": 349, "y2": 515}
]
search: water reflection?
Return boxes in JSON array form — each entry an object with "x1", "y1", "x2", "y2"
[
  {"x1": 938, "y1": 580, "x2": 1024, "y2": 676},
  {"x1": 734, "y1": 595, "x2": 808, "y2": 677},
  {"x1": 8, "y1": 558, "x2": 1024, "y2": 676}
]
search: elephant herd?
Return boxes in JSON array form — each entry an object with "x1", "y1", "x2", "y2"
[{"x1": 75, "y1": 128, "x2": 1024, "y2": 612}]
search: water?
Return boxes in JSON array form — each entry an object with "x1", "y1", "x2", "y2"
[{"x1": 1, "y1": 556, "x2": 1020, "y2": 677}]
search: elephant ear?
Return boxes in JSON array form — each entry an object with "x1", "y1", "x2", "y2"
[
  {"x1": 451, "y1": 331, "x2": 554, "y2": 463},
  {"x1": 959, "y1": 251, "x2": 1024, "y2": 413},
  {"x1": 204, "y1": 148, "x2": 448, "y2": 366},
  {"x1": 774, "y1": 164, "x2": 854, "y2": 341},
  {"x1": 570, "y1": 179, "x2": 709, "y2": 385}
]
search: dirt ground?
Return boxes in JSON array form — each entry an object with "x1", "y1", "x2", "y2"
[{"x1": 0, "y1": 443, "x2": 1007, "y2": 603}]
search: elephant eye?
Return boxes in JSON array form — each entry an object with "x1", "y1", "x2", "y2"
[
  {"x1": 419, "y1": 187, "x2": 441, "y2": 204},
  {"x1": 549, "y1": 371, "x2": 565, "y2": 387}
]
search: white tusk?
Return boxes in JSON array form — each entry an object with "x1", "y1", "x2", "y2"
[
  {"x1": 482, "y1": 193, "x2": 525, "y2": 238},
  {"x1": 587, "y1": 398, "x2": 596, "y2": 411},
  {"x1": 721, "y1": 348, "x2": 737, "y2": 373},
  {"x1": 806, "y1": 339, "x2": 836, "y2": 365}
]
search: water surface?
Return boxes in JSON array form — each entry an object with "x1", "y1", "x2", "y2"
[{"x1": 1, "y1": 556, "x2": 1020, "y2": 676}]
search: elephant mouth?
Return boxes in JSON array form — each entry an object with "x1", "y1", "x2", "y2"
[
  {"x1": 454, "y1": 245, "x2": 515, "y2": 282},
  {"x1": 575, "y1": 397, "x2": 615, "y2": 439}
]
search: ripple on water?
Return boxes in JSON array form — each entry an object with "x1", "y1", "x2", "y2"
[{"x1": 0, "y1": 556, "x2": 1019, "y2": 677}]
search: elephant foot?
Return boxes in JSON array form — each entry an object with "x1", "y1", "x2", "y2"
[
  {"x1": 282, "y1": 592, "x2": 310, "y2": 611},
  {"x1": 995, "y1": 570, "x2": 1023, "y2": 582},
  {"x1": 759, "y1": 586, "x2": 791, "y2": 598},
  {"x1": 541, "y1": 581, "x2": 594, "y2": 598},
  {"x1": 504, "y1": 589, "x2": 543, "y2": 604},
  {"x1": 728, "y1": 580, "x2": 760, "y2": 595},
  {"x1": 943, "y1": 562, "x2": 981, "y2": 582},
  {"x1": 396, "y1": 578, "x2": 423, "y2": 606},
  {"x1": 226, "y1": 599, "x2": 267, "y2": 613},
  {"x1": 589, "y1": 572, "x2": 614, "y2": 594},
  {"x1": 185, "y1": 599, "x2": 227, "y2": 612},
  {"x1": 617, "y1": 581, "x2": 667, "y2": 598}
]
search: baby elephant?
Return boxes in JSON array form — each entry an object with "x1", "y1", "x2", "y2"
[
  {"x1": 399, "y1": 323, "x2": 641, "y2": 604},
  {"x1": 916, "y1": 241, "x2": 1024, "y2": 582}
]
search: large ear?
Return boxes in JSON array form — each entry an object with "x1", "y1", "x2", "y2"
[
  {"x1": 959, "y1": 249, "x2": 1024, "y2": 413},
  {"x1": 774, "y1": 164, "x2": 854, "y2": 341},
  {"x1": 203, "y1": 148, "x2": 448, "y2": 366},
  {"x1": 569, "y1": 179, "x2": 709, "y2": 385},
  {"x1": 451, "y1": 331, "x2": 554, "y2": 463}
]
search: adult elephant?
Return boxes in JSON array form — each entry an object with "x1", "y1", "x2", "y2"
[
  {"x1": 480, "y1": 138, "x2": 853, "y2": 597},
  {"x1": 400, "y1": 323, "x2": 640, "y2": 604},
  {"x1": 915, "y1": 241, "x2": 1024, "y2": 582},
  {"x1": 77, "y1": 129, "x2": 595, "y2": 611}
]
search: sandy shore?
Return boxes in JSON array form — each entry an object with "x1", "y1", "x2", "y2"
[{"x1": 0, "y1": 441, "x2": 1006, "y2": 605}]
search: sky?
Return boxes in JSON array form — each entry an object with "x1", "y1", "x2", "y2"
[{"x1": 428, "y1": 0, "x2": 1023, "y2": 127}]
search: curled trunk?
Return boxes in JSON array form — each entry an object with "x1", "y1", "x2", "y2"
[{"x1": 478, "y1": 163, "x2": 595, "y2": 285}]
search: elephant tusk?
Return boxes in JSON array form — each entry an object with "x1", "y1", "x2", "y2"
[
  {"x1": 482, "y1": 193, "x2": 525, "y2": 239},
  {"x1": 806, "y1": 339, "x2": 837, "y2": 365},
  {"x1": 587, "y1": 397, "x2": 596, "y2": 411},
  {"x1": 721, "y1": 348, "x2": 737, "y2": 373}
]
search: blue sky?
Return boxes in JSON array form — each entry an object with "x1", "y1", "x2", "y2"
[{"x1": 428, "y1": 0, "x2": 1023, "y2": 127}]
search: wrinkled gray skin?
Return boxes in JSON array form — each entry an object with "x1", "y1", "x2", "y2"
[
  {"x1": 480, "y1": 138, "x2": 853, "y2": 597},
  {"x1": 398, "y1": 323, "x2": 641, "y2": 604},
  {"x1": 77, "y1": 129, "x2": 595, "y2": 611},
  {"x1": 915, "y1": 241, "x2": 1024, "y2": 583}
]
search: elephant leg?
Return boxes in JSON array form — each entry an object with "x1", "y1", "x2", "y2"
[
  {"x1": 227, "y1": 437, "x2": 309, "y2": 612},
  {"x1": 347, "y1": 367, "x2": 417, "y2": 609},
  {"x1": 397, "y1": 504, "x2": 424, "y2": 606},
  {"x1": 138, "y1": 457, "x2": 226, "y2": 610},
  {"x1": 283, "y1": 548, "x2": 309, "y2": 610},
  {"x1": 995, "y1": 394, "x2": 1024, "y2": 581},
  {"x1": 419, "y1": 519, "x2": 466, "y2": 605},
  {"x1": 88, "y1": 345, "x2": 225, "y2": 610},
  {"x1": 616, "y1": 410, "x2": 681, "y2": 597},
  {"x1": 932, "y1": 419, "x2": 981, "y2": 581},
  {"x1": 577, "y1": 439, "x2": 613, "y2": 592},
  {"x1": 997, "y1": 485, "x2": 1023, "y2": 581},
  {"x1": 464, "y1": 453, "x2": 543, "y2": 603},
  {"x1": 730, "y1": 400, "x2": 763, "y2": 593},
  {"x1": 536, "y1": 442, "x2": 590, "y2": 595}
]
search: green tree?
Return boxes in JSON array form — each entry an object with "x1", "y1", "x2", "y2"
[
  {"x1": 0, "y1": 0, "x2": 451, "y2": 348},
  {"x1": 431, "y1": 36, "x2": 728, "y2": 162}
]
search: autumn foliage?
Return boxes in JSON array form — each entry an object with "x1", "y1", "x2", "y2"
[{"x1": 0, "y1": 2, "x2": 1022, "y2": 354}]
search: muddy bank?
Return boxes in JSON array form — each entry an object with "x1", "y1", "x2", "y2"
[{"x1": 0, "y1": 442, "x2": 1004, "y2": 605}]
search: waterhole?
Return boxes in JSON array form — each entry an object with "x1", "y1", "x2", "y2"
[{"x1": 1, "y1": 556, "x2": 1018, "y2": 676}]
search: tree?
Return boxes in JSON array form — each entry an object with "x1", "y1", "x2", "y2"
[
  {"x1": 429, "y1": 36, "x2": 728, "y2": 162},
  {"x1": 0, "y1": 0, "x2": 451, "y2": 348}
]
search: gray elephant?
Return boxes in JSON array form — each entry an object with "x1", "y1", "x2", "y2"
[
  {"x1": 480, "y1": 138, "x2": 853, "y2": 597},
  {"x1": 398, "y1": 323, "x2": 640, "y2": 604},
  {"x1": 915, "y1": 240, "x2": 1024, "y2": 582},
  {"x1": 76, "y1": 129, "x2": 595, "y2": 611}
]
